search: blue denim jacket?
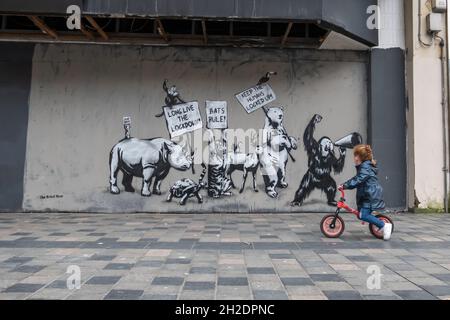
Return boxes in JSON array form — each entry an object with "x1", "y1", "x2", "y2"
[{"x1": 343, "y1": 160, "x2": 385, "y2": 210}]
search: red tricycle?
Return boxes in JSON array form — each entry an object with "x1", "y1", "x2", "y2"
[{"x1": 320, "y1": 188, "x2": 394, "y2": 239}]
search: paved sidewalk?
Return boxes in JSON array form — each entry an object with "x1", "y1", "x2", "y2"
[{"x1": 0, "y1": 212, "x2": 450, "y2": 300}]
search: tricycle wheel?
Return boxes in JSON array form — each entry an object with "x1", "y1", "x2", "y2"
[
  {"x1": 320, "y1": 215, "x2": 345, "y2": 238},
  {"x1": 369, "y1": 214, "x2": 394, "y2": 239}
]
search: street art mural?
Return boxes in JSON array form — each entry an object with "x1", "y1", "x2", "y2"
[
  {"x1": 225, "y1": 140, "x2": 261, "y2": 194},
  {"x1": 291, "y1": 114, "x2": 362, "y2": 207},
  {"x1": 206, "y1": 134, "x2": 233, "y2": 198},
  {"x1": 155, "y1": 80, "x2": 186, "y2": 117},
  {"x1": 259, "y1": 107, "x2": 298, "y2": 198},
  {"x1": 109, "y1": 137, "x2": 194, "y2": 197},
  {"x1": 105, "y1": 73, "x2": 362, "y2": 211},
  {"x1": 23, "y1": 45, "x2": 370, "y2": 214},
  {"x1": 167, "y1": 163, "x2": 207, "y2": 205}
]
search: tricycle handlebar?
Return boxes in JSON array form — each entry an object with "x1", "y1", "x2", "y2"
[{"x1": 338, "y1": 187, "x2": 345, "y2": 201}]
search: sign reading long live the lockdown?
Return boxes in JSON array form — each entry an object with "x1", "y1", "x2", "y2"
[
  {"x1": 206, "y1": 101, "x2": 228, "y2": 129},
  {"x1": 235, "y1": 83, "x2": 277, "y2": 113},
  {"x1": 164, "y1": 101, "x2": 203, "y2": 138}
]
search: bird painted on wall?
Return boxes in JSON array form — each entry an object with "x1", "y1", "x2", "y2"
[{"x1": 257, "y1": 71, "x2": 277, "y2": 85}]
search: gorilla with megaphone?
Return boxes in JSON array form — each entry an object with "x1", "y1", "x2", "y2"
[{"x1": 291, "y1": 114, "x2": 363, "y2": 207}]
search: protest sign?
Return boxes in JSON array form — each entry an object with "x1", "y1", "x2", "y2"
[
  {"x1": 164, "y1": 101, "x2": 203, "y2": 138},
  {"x1": 206, "y1": 101, "x2": 228, "y2": 129},
  {"x1": 235, "y1": 83, "x2": 276, "y2": 113}
]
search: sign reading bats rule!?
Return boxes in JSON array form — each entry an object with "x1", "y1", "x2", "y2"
[{"x1": 206, "y1": 101, "x2": 228, "y2": 130}]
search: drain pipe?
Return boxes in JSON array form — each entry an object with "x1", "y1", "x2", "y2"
[
  {"x1": 446, "y1": 5, "x2": 450, "y2": 214},
  {"x1": 437, "y1": 34, "x2": 449, "y2": 213}
]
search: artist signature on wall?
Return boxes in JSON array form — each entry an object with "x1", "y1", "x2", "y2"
[{"x1": 40, "y1": 194, "x2": 64, "y2": 200}]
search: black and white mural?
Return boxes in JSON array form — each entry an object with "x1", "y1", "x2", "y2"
[
  {"x1": 25, "y1": 45, "x2": 369, "y2": 213},
  {"x1": 155, "y1": 80, "x2": 186, "y2": 117},
  {"x1": 167, "y1": 163, "x2": 207, "y2": 205},
  {"x1": 103, "y1": 64, "x2": 366, "y2": 213},
  {"x1": 206, "y1": 133, "x2": 233, "y2": 198},
  {"x1": 225, "y1": 138, "x2": 261, "y2": 194},
  {"x1": 108, "y1": 77, "x2": 362, "y2": 208},
  {"x1": 109, "y1": 137, "x2": 194, "y2": 197},
  {"x1": 291, "y1": 114, "x2": 362, "y2": 207},
  {"x1": 259, "y1": 107, "x2": 298, "y2": 198}
]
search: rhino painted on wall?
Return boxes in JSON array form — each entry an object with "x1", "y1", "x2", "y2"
[{"x1": 109, "y1": 138, "x2": 193, "y2": 197}]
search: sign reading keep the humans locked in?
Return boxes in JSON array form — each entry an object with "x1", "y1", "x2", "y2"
[
  {"x1": 164, "y1": 102, "x2": 203, "y2": 138},
  {"x1": 206, "y1": 101, "x2": 228, "y2": 129},
  {"x1": 235, "y1": 83, "x2": 277, "y2": 113}
]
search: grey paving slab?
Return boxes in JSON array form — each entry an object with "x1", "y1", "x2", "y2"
[
  {"x1": 310, "y1": 274, "x2": 343, "y2": 282},
  {"x1": 421, "y1": 285, "x2": 450, "y2": 296},
  {"x1": 281, "y1": 277, "x2": 314, "y2": 286},
  {"x1": 104, "y1": 289, "x2": 144, "y2": 300},
  {"x1": 86, "y1": 276, "x2": 121, "y2": 285},
  {"x1": 3, "y1": 283, "x2": 45, "y2": 293},
  {"x1": 141, "y1": 294, "x2": 177, "y2": 300},
  {"x1": 46, "y1": 280, "x2": 69, "y2": 289},
  {"x1": 152, "y1": 277, "x2": 185, "y2": 286},
  {"x1": 253, "y1": 290, "x2": 288, "y2": 300},
  {"x1": 189, "y1": 267, "x2": 216, "y2": 274},
  {"x1": 393, "y1": 290, "x2": 438, "y2": 300},
  {"x1": 3, "y1": 257, "x2": 33, "y2": 264},
  {"x1": 218, "y1": 277, "x2": 249, "y2": 286},
  {"x1": 247, "y1": 267, "x2": 276, "y2": 275},
  {"x1": 11, "y1": 265, "x2": 45, "y2": 273},
  {"x1": 88, "y1": 254, "x2": 116, "y2": 261},
  {"x1": 269, "y1": 253, "x2": 295, "y2": 259},
  {"x1": 103, "y1": 263, "x2": 134, "y2": 270},
  {"x1": 323, "y1": 290, "x2": 363, "y2": 300},
  {"x1": 183, "y1": 281, "x2": 216, "y2": 291}
]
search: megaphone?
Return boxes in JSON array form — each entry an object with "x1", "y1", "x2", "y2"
[{"x1": 334, "y1": 132, "x2": 363, "y2": 149}]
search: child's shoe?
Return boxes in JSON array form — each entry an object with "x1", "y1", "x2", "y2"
[{"x1": 382, "y1": 223, "x2": 392, "y2": 241}]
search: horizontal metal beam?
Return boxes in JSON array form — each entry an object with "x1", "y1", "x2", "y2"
[{"x1": 0, "y1": 30, "x2": 320, "y2": 48}]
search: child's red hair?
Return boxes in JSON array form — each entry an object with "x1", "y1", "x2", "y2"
[{"x1": 354, "y1": 144, "x2": 377, "y2": 166}]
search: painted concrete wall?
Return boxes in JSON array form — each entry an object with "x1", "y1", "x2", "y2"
[
  {"x1": 405, "y1": 0, "x2": 448, "y2": 210},
  {"x1": 0, "y1": 43, "x2": 34, "y2": 211},
  {"x1": 23, "y1": 44, "x2": 368, "y2": 213}
]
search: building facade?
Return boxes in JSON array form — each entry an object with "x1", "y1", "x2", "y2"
[{"x1": 0, "y1": 0, "x2": 447, "y2": 213}]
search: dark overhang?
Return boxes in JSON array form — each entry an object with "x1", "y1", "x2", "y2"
[{"x1": 0, "y1": 0, "x2": 377, "y2": 48}]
